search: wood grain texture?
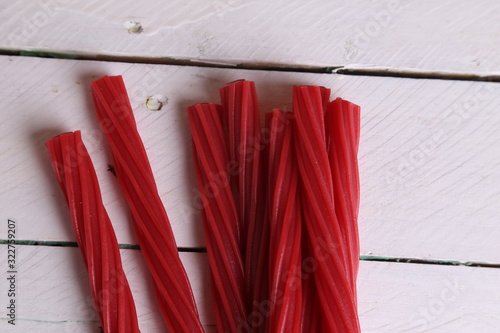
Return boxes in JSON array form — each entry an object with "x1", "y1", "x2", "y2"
[
  {"x1": 0, "y1": 245, "x2": 499, "y2": 332},
  {"x1": 0, "y1": 245, "x2": 214, "y2": 332},
  {"x1": 0, "y1": 0, "x2": 499, "y2": 73},
  {"x1": 0, "y1": 55, "x2": 499, "y2": 262},
  {"x1": 1, "y1": 2, "x2": 498, "y2": 332}
]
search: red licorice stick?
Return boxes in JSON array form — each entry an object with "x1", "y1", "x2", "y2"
[
  {"x1": 293, "y1": 86, "x2": 360, "y2": 332},
  {"x1": 46, "y1": 131, "x2": 140, "y2": 333},
  {"x1": 188, "y1": 103, "x2": 246, "y2": 333},
  {"x1": 247, "y1": 111, "x2": 271, "y2": 333},
  {"x1": 91, "y1": 75, "x2": 204, "y2": 333},
  {"x1": 267, "y1": 110, "x2": 302, "y2": 333},
  {"x1": 219, "y1": 80, "x2": 269, "y2": 331},
  {"x1": 299, "y1": 192, "x2": 321, "y2": 333},
  {"x1": 300, "y1": 268, "x2": 322, "y2": 333},
  {"x1": 219, "y1": 80, "x2": 261, "y2": 250},
  {"x1": 325, "y1": 98, "x2": 361, "y2": 297}
]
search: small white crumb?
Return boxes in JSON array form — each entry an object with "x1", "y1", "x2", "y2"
[
  {"x1": 146, "y1": 95, "x2": 168, "y2": 111},
  {"x1": 125, "y1": 21, "x2": 143, "y2": 34}
]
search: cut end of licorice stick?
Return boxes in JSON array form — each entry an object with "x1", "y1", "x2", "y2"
[
  {"x1": 91, "y1": 75, "x2": 204, "y2": 333},
  {"x1": 46, "y1": 131, "x2": 141, "y2": 333}
]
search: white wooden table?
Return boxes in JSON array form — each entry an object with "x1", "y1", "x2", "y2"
[{"x1": 1, "y1": 1, "x2": 499, "y2": 332}]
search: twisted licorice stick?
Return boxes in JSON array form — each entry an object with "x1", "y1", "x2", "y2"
[
  {"x1": 293, "y1": 86, "x2": 360, "y2": 332},
  {"x1": 46, "y1": 131, "x2": 140, "y2": 333},
  {"x1": 219, "y1": 80, "x2": 261, "y2": 251},
  {"x1": 220, "y1": 80, "x2": 269, "y2": 332},
  {"x1": 325, "y1": 98, "x2": 361, "y2": 299},
  {"x1": 267, "y1": 110, "x2": 302, "y2": 333},
  {"x1": 91, "y1": 75, "x2": 204, "y2": 333},
  {"x1": 188, "y1": 103, "x2": 246, "y2": 333}
]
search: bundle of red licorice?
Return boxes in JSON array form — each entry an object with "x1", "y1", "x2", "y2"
[
  {"x1": 188, "y1": 80, "x2": 361, "y2": 333},
  {"x1": 46, "y1": 75, "x2": 360, "y2": 333}
]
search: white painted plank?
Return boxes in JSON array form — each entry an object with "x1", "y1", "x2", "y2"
[
  {"x1": 0, "y1": 245, "x2": 214, "y2": 332},
  {"x1": 357, "y1": 261, "x2": 500, "y2": 332},
  {"x1": 0, "y1": 55, "x2": 499, "y2": 262},
  {"x1": 1, "y1": 0, "x2": 500, "y2": 73},
  {"x1": 1, "y1": 245, "x2": 499, "y2": 332}
]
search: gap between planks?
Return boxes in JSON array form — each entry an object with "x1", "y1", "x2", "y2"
[
  {"x1": 2, "y1": 49, "x2": 500, "y2": 83},
  {"x1": 2, "y1": 240, "x2": 500, "y2": 269}
]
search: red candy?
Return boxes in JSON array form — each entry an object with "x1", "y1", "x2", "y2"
[
  {"x1": 190, "y1": 82, "x2": 361, "y2": 332},
  {"x1": 91, "y1": 75, "x2": 204, "y2": 333},
  {"x1": 188, "y1": 103, "x2": 246, "y2": 332},
  {"x1": 46, "y1": 131, "x2": 140, "y2": 333},
  {"x1": 47, "y1": 76, "x2": 361, "y2": 333}
]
